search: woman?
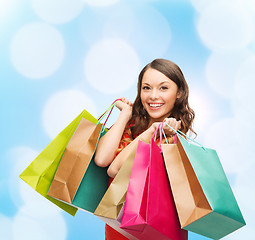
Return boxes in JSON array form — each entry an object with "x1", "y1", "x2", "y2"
[{"x1": 94, "y1": 58, "x2": 195, "y2": 239}]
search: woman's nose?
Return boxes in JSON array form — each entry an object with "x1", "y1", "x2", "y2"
[{"x1": 150, "y1": 89, "x2": 159, "y2": 99}]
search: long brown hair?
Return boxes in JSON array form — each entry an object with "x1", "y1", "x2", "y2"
[{"x1": 130, "y1": 58, "x2": 195, "y2": 138}]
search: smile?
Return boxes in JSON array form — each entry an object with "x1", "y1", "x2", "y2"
[{"x1": 148, "y1": 103, "x2": 164, "y2": 108}]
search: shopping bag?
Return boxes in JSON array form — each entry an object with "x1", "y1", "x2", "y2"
[
  {"x1": 94, "y1": 137, "x2": 145, "y2": 240},
  {"x1": 120, "y1": 131, "x2": 188, "y2": 240},
  {"x1": 94, "y1": 137, "x2": 142, "y2": 219},
  {"x1": 97, "y1": 204, "x2": 137, "y2": 240},
  {"x1": 47, "y1": 101, "x2": 119, "y2": 213},
  {"x1": 162, "y1": 123, "x2": 246, "y2": 239},
  {"x1": 19, "y1": 109, "x2": 97, "y2": 216}
]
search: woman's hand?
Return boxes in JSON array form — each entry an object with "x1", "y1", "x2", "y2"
[
  {"x1": 115, "y1": 97, "x2": 133, "y2": 121},
  {"x1": 163, "y1": 117, "x2": 181, "y2": 136},
  {"x1": 94, "y1": 98, "x2": 133, "y2": 169},
  {"x1": 139, "y1": 118, "x2": 181, "y2": 142},
  {"x1": 139, "y1": 122, "x2": 161, "y2": 142}
]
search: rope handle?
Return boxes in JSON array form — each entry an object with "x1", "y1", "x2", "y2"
[
  {"x1": 152, "y1": 122, "x2": 163, "y2": 144},
  {"x1": 97, "y1": 98, "x2": 122, "y2": 126},
  {"x1": 164, "y1": 122, "x2": 206, "y2": 150}
]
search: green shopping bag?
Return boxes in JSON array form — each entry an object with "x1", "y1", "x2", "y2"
[
  {"x1": 162, "y1": 123, "x2": 246, "y2": 239},
  {"x1": 19, "y1": 109, "x2": 98, "y2": 216},
  {"x1": 70, "y1": 144, "x2": 109, "y2": 212}
]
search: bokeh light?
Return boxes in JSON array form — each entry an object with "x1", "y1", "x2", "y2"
[
  {"x1": 10, "y1": 22, "x2": 65, "y2": 79},
  {"x1": 189, "y1": 88, "x2": 214, "y2": 134},
  {"x1": 82, "y1": 0, "x2": 120, "y2": 7},
  {"x1": 42, "y1": 90, "x2": 97, "y2": 139},
  {"x1": 1, "y1": 0, "x2": 254, "y2": 239},
  {"x1": 0, "y1": 214, "x2": 12, "y2": 240},
  {"x1": 234, "y1": 54, "x2": 255, "y2": 104},
  {"x1": 205, "y1": 50, "x2": 254, "y2": 98},
  {"x1": 84, "y1": 38, "x2": 140, "y2": 94},
  {"x1": 197, "y1": 1, "x2": 254, "y2": 52},
  {"x1": 189, "y1": 0, "x2": 216, "y2": 12},
  {"x1": 8, "y1": 147, "x2": 39, "y2": 208},
  {"x1": 204, "y1": 118, "x2": 253, "y2": 174},
  {"x1": 31, "y1": 0, "x2": 84, "y2": 24},
  {"x1": 130, "y1": 5, "x2": 172, "y2": 60},
  {"x1": 13, "y1": 209, "x2": 66, "y2": 240}
]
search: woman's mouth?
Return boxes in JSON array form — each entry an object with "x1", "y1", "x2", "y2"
[{"x1": 148, "y1": 103, "x2": 164, "y2": 110}]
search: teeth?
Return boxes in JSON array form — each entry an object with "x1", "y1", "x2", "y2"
[{"x1": 149, "y1": 103, "x2": 163, "y2": 107}]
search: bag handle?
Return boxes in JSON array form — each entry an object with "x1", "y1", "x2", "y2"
[
  {"x1": 150, "y1": 122, "x2": 205, "y2": 150},
  {"x1": 151, "y1": 123, "x2": 167, "y2": 152},
  {"x1": 151, "y1": 123, "x2": 178, "y2": 145},
  {"x1": 97, "y1": 98, "x2": 122, "y2": 127},
  {"x1": 152, "y1": 122, "x2": 163, "y2": 143},
  {"x1": 151, "y1": 122, "x2": 184, "y2": 146},
  {"x1": 164, "y1": 122, "x2": 206, "y2": 150}
]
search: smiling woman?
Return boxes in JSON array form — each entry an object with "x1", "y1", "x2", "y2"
[
  {"x1": 131, "y1": 59, "x2": 195, "y2": 137},
  {"x1": 140, "y1": 68, "x2": 181, "y2": 123},
  {"x1": 94, "y1": 58, "x2": 196, "y2": 240},
  {"x1": 94, "y1": 58, "x2": 196, "y2": 176}
]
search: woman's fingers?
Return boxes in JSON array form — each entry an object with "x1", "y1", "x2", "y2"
[
  {"x1": 116, "y1": 97, "x2": 133, "y2": 110},
  {"x1": 119, "y1": 97, "x2": 133, "y2": 106},
  {"x1": 163, "y1": 118, "x2": 181, "y2": 135},
  {"x1": 115, "y1": 100, "x2": 124, "y2": 110}
]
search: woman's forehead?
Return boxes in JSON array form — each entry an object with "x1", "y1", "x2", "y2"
[{"x1": 142, "y1": 68, "x2": 174, "y2": 84}]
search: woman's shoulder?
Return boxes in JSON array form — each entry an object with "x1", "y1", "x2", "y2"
[
  {"x1": 122, "y1": 122, "x2": 134, "y2": 140},
  {"x1": 114, "y1": 120, "x2": 135, "y2": 157},
  {"x1": 124, "y1": 119, "x2": 142, "y2": 141},
  {"x1": 126, "y1": 119, "x2": 135, "y2": 128},
  {"x1": 123, "y1": 120, "x2": 135, "y2": 137}
]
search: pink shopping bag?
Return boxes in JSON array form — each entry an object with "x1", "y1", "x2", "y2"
[{"x1": 120, "y1": 135, "x2": 188, "y2": 240}]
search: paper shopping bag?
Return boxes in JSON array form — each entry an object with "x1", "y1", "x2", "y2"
[
  {"x1": 94, "y1": 138, "x2": 146, "y2": 240},
  {"x1": 70, "y1": 150, "x2": 109, "y2": 213},
  {"x1": 120, "y1": 139, "x2": 188, "y2": 240},
  {"x1": 48, "y1": 99, "x2": 123, "y2": 213},
  {"x1": 19, "y1": 110, "x2": 98, "y2": 216},
  {"x1": 97, "y1": 204, "x2": 137, "y2": 240},
  {"x1": 47, "y1": 117, "x2": 108, "y2": 212},
  {"x1": 94, "y1": 137, "x2": 142, "y2": 219},
  {"x1": 162, "y1": 133, "x2": 246, "y2": 240}
]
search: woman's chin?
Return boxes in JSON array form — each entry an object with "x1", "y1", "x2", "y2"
[{"x1": 148, "y1": 114, "x2": 167, "y2": 123}]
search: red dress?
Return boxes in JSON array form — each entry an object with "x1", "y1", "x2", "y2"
[{"x1": 105, "y1": 123, "x2": 136, "y2": 240}]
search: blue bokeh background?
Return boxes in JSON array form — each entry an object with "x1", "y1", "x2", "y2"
[{"x1": 1, "y1": 0, "x2": 255, "y2": 239}]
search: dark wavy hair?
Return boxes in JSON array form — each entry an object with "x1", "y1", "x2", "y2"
[{"x1": 130, "y1": 58, "x2": 196, "y2": 138}]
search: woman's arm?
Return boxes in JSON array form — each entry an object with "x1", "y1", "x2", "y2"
[
  {"x1": 106, "y1": 123, "x2": 157, "y2": 178},
  {"x1": 94, "y1": 98, "x2": 133, "y2": 168},
  {"x1": 107, "y1": 119, "x2": 181, "y2": 178}
]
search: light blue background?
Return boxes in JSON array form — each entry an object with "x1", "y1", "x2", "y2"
[{"x1": 1, "y1": 0, "x2": 254, "y2": 239}]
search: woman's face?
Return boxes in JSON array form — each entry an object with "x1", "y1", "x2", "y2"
[{"x1": 141, "y1": 68, "x2": 180, "y2": 124}]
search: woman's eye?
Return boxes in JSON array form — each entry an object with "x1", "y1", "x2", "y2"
[
  {"x1": 161, "y1": 86, "x2": 168, "y2": 90},
  {"x1": 142, "y1": 86, "x2": 150, "y2": 90}
]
